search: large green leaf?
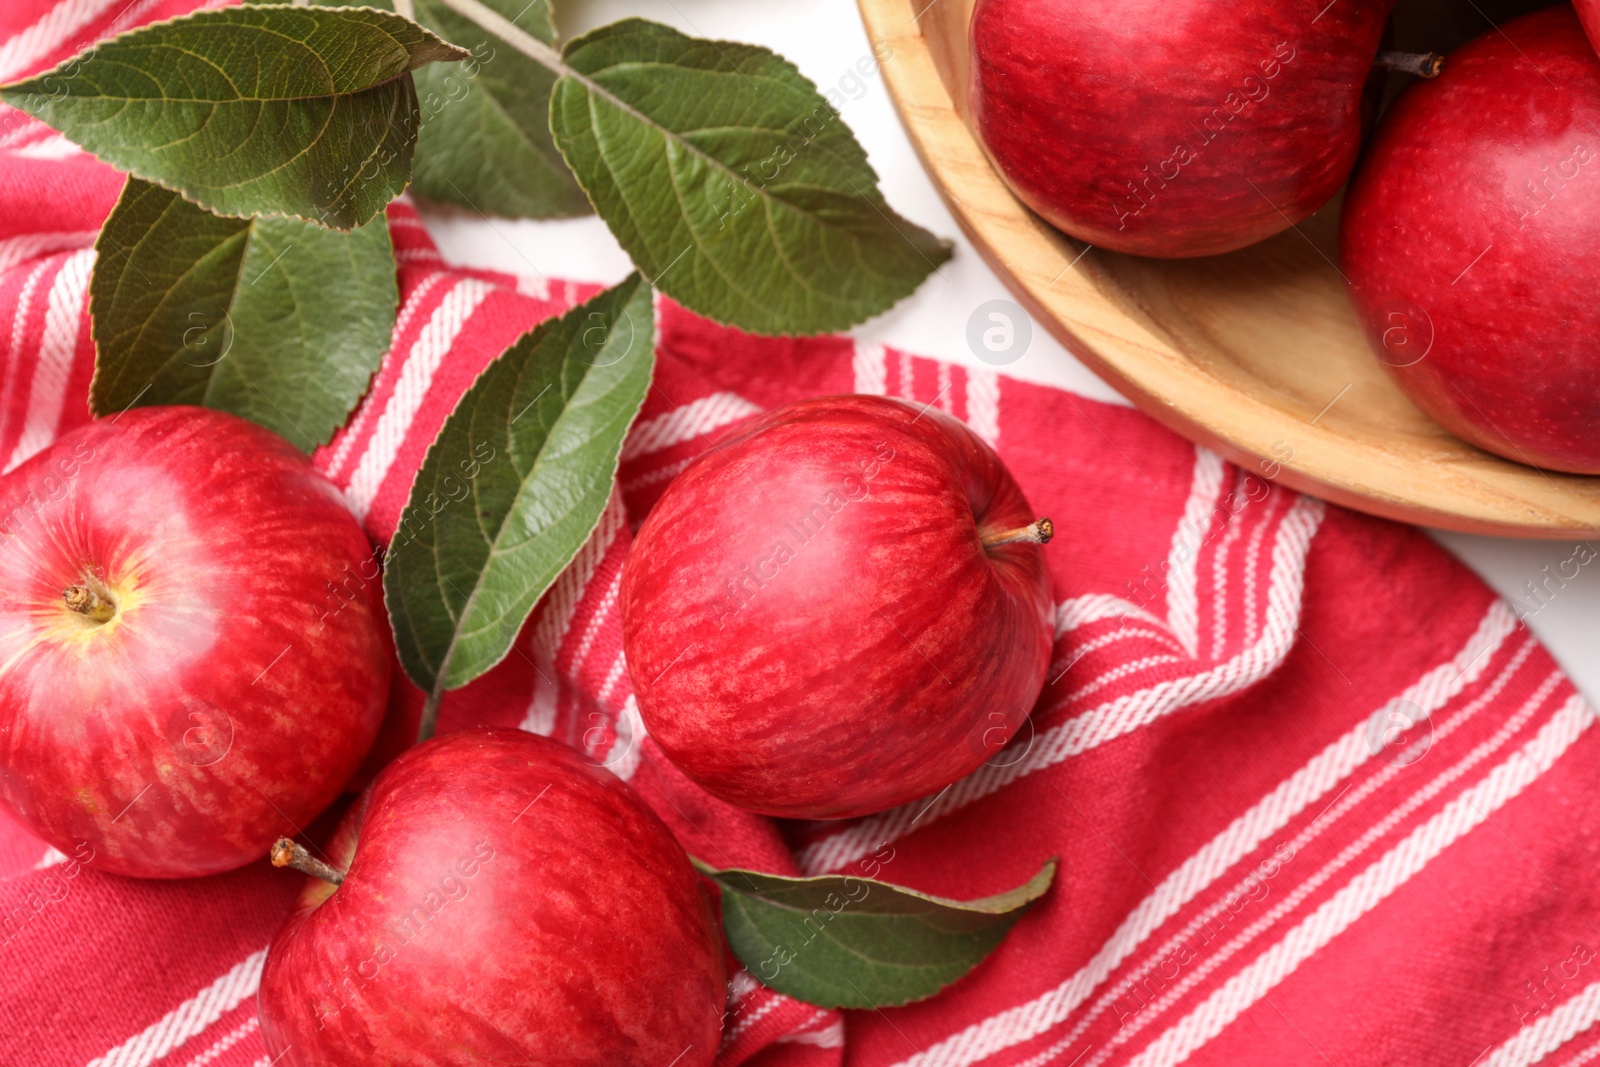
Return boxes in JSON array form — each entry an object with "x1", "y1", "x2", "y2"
[
  {"x1": 385, "y1": 275, "x2": 654, "y2": 732},
  {"x1": 89, "y1": 178, "x2": 397, "y2": 452},
  {"x1": 0, "y1": 5, "x2": 468, "y2": 230},
  {"x1": 698, "y1": 858, "x2": 1056, "y2": 1010},
  {"x1": 548, "y1": 18, "x2": 951, "y2": 335}
]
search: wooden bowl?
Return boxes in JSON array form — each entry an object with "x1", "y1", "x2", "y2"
[{"x1": 858, "y1": 0, "x2": 1600, "y2": 538}]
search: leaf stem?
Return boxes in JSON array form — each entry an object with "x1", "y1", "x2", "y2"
[
  {"x1": 432, "y1": 0, "x2": 568, "y2": 73},
  {"x1": 428, "y1": 0, "x2": 701, "y2": 175},
  {"x1": 418, "y1": 688, "x2": 444, "y2": 744}
]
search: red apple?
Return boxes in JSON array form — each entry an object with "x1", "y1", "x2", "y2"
[
  {"x1": 1341, "y1": 6, "x2": 1600, "y2": 473},
  {"x1": 258, "y1": 729, "x2": 725, "y2": 1066},
  {"x1": 0, "y1": 407, "x2": 388, "y2": 877},
  {"x1": 619, "y1": 395, "x2": 1055, "y2": 820},
  {"x1": 1579, "y1": 0, "x2": 1600, "y2": 57},
  {"x1": 969, "y1": 0, "x2": 1394, "y2": 257}
]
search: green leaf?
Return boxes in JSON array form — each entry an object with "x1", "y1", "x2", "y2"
[
  {"x1": 317, "y1": 0, "x2": 589, "y2": 219},
  {"x1": 697, "y1": 858, "x2": 1057, "y2": 1009},
  {"x1": 384, "y1": 275, "x2": 654, "y2": 728},
  {"x1": 412, "y1": 0, "x2": 590, "y2": 218},
  {"x1": 548, "y1": 18, "x2": 951, "y2": 335},
  {"x1": 0, "y1": 5, "x2": 469, "y2": 230},
  {"x1": 89, "y1": 178, "x2": 397, "y2": 452}
]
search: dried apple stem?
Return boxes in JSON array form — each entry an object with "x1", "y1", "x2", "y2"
[
  {"x1": 63, "y1": 585, "x2": 116, "y2": 624},
  {"x1": 271, "y1": 838, "x2": 346, "y2": 886},
  {"x1": 1376, "y1": 51, "x2": 1445, "y2": 78},
  {"x1": 982, "y1": 518, "x2": 1054, "y2": 548}
]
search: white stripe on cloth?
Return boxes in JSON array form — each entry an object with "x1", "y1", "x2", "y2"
[
  {"x1": 1127, "y1": 694, "x2": 1596, "y2": 1067},
  {"x1": 1052, "y1": 496, "x2": 1320, "y2": 751},
  {"x1": 84, "y1": 949, "x2": 266, "y2": 1067},
  {"x1": 522, "y1": 672, "x2": 559, "y2": 738},
  {"x1": 102, "y1": 0, "x2": 173, "y2": 36},
  {"x1": 519, "y1": 490, "x2": 627, "y2": 737},
  {"x1": 12, "y1": 133, "x2": 79, "y2": 160},
  {"x1": 514, "y1": 272, "x2": 550, "y2": 302},
  {"x1": 777, "y1": 1014, "x2": 846, "y2": 1048},
  {"x1": 0, "y1": 0, "x2": 123, "y2": 82},
  {"x1": 1209, "y1": 474, "x2": 1251, "y2": 662},
  {"x1": 595, "y1": 646, "x2": 630, "y2": 709},
  {"x1": 852, "y1": 340, "x2": 887, "y2": 395},
  {"x1": 1485, "y1": 978, "x2": 1600, "y2": 1066},
  {"x1": 604, "y1": 694, "x2": 646, "y2": 782},
  {"x1": 1062, "y1": 655, "x2": 1186, "y2": 704},
  {"x1": 0, "y1": 230, "x2": 98, "y2": 275},
  {"x1": 621, "y1": 391, "x2": 759, "y2": 461},
  {"x1": 180, "y1": 1015, "x2": 259, "y2": 1067},
  {"x1": 0, "y1": 112, "x2": 46, "y2": 149},
  {"x1": 343, "y1": 279, "x2": 493, "y2": 519},
  {"x1": 1057, "y1": 628, "x2": 1186, "y2": 672},
  {"x1": 965, "y1": 366, "x2": 1000, "y2": 446},
  {"x1": 321, "y1": 271, "x2": 448, "y2": 482},
  {"x1": 1166, "y1": 446, "x2": 1227, "y2": 657},
  {"x1": 1056, "y1": 595, "x2": 1170, "y2": 637},
  {"x1": 1078, "y1": 665, "x2": 1565, "y2": 1067},
  {"x1": 1058, "y1": 466, "x2": 1283, "y2": 708},
  {"x1": 5, "y1": 247, "x2": 91, "y2": 472},
  {"x1": 530, "y1": 488, "x2": 625, "y2": 661},
  {"x1": 722, "y1": 989, "x2": 785, "y2": 1046},
  {"x1": 886, "y1": 598, "x2": 1521, "y2": 1067},
  {"x1": 798, "y1": 496, "x2": 1326, "y2": 877},
  {"x1": 1, "y1": 256, "x2": 54, "y2": 446},
  {"x1": 568, "y1": 569, "x2": 623, "y2": 681},
  {"x1": 1238, "y1": 482, "x2": 1275, "y2": 648}
]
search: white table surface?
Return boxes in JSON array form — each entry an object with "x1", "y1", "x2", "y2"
[{"x1": 419, "y1": 0, "x2": 1600, "y2": 703}]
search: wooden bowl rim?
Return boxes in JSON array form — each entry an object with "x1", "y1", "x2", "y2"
[{"x1": 857, "y1": 0, "x2": 1600, "y2": 539}]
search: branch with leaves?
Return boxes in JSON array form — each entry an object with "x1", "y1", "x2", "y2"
[
  {"x1": 0, "y1": 0, "x2": 952, "y2": 667},
  {"x1": 0, "y1": 0, "x2": 1044, "y2": 1012}
]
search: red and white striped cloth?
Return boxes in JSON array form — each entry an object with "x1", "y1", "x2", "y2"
[{"x1": 5, "y1": 2, "x2": 1600, "y2": 1065}]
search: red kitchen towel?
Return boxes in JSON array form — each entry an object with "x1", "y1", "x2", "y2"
[{"x1": 4, "y1": 3, "x2": 1600, "y2": 1066}]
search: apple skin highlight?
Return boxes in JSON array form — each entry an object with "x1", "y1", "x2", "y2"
[
  {"x1": 620, "y1": 395, "x2": 1055, "y2": 821},
  {"x1": 258, "y1": 730, "x2": 726, "y2": 1067}
]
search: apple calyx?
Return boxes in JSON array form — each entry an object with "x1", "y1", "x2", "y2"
[
  {"x1": 62, "y1": 584, "x2": 116, "y2": 624},
  {"x1": 1375, "y1": 50, "x2": 1446, "y2": 78},
  {"x1": 271, "y1": 837, "x2": 346, "y2": 887},
  {"x1": 981, "y1": 517, "x2": 1055, "y2": 549}
]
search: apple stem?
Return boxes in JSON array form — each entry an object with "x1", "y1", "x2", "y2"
[
  {"x1": 1375, "y1": 51, "x2": 1445, "y2": 78},
  {"x1": 982, "y1": 517, "x2": 1055, "y2": 549},
  {"x1": 62, "y1": 585, "x2": 116, "y2": 624},
  {"x1": 271, "y1": 837, "x2": 346, "y2": 886}
]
